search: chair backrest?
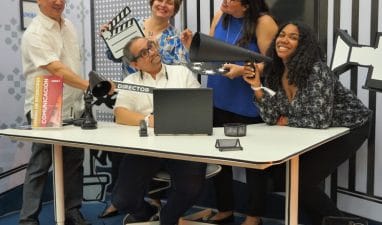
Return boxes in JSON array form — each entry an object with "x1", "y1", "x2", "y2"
[
  {"x1": 149, "y1": 164, "x2": 222, "y2": 194},
  {"x1": 205, "y1": 164, "x2": 222, "y2": 179},
  {"x1": 321, "y1": 216, "x2": 368, "y2": 225}
]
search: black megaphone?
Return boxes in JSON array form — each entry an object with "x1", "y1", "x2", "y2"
[{"x1": 189, "y1": 32, "x2": 272, "y2": 63}]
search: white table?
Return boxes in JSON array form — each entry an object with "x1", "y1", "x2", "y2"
[{"x1": 0, "y1": 122, "x2": 349, "y2": 225}]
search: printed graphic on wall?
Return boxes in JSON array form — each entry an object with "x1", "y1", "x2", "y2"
[
  {"x1": 331, "y1": 29, "x2": 382, "y2": 92},
  {"x1": 20, "y1": 0, "x2": 38, "y2": 30}
]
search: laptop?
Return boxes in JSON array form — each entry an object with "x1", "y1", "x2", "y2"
[{"x1": 153, "y1": 88, "x2": 213, "y2": 135}]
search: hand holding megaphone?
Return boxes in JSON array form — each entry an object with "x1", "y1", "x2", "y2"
[
  {"x1": 220, "y1": 63, "x2": 257, "y2": 79},
  {"x1": 180, "y1": 28, "x2": 193, "y2": 50},
  {"x1": 243, "y1": 63, "x2": 276, "y2": 97},
  {"x1": 242, "y1": 63, "x2": 261, "y2": 86}
]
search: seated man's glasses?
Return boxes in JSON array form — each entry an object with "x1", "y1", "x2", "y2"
[{"x1": 132, "y1": 40, "x2": 158, "y2": 61}]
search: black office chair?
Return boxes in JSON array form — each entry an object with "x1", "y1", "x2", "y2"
[{"x1": 149, "y1": 164, "x2": 222, "y2": 195}]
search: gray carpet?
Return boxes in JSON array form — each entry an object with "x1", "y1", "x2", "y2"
[{"x1": 0, "y1": 201, "x2": 285, "y2": 225}]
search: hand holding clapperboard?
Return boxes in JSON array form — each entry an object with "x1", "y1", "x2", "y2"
[{"x1": 101, "y1": 6, "x2": 145, "y2": 59}]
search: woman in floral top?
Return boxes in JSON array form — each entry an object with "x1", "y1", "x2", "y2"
[
  {"x1": 244, "y1": 21, "x2": 372, "y2": 225},
  {"x1": 103, "y1": 0, "x2": 188, "y2": 77}
]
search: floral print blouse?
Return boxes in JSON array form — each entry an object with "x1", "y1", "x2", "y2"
[{"x1": 255, "y1": 61, "x2": 371, "y2": 129}]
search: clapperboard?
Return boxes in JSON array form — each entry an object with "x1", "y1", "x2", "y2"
[{"x1": 101, "y1": 6, "x2": 144, "y2": 59}]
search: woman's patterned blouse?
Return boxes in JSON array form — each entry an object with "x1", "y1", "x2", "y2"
[{"x1": 256, "y1": 61, "x2": 371, "y2": 129}]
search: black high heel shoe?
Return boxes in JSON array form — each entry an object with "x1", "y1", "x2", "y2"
[{"x1": 98, "y1": 205, "x2": 119, "y2": 218}]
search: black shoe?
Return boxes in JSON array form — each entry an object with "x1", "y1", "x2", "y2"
[
  {"x1": 123, "y1": 213, "x2": 159, "y2": 225},
  {"x1": 202, "y1": 213, "x2": 234, "y2": 224},
  {"x1": 123, "y1": 205, "x2": 159, "y2": 225},
  {"x1": 65, "y1": 208, "x2": 91, "y2": 225},
  {"x1": 98, "y1": 205, "x2": 119, "y2": 218},
  {"x1": 19, "y1": 219, "x2": 40, "y2": 225}
]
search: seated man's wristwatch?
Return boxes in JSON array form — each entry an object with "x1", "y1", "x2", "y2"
[{"x1": 144, "y1": 114, "x2": 150, "y2": 127}]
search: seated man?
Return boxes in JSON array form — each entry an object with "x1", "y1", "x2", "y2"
[{"x1": 112, "y1": 36, "x2": 207, "y2": 225}]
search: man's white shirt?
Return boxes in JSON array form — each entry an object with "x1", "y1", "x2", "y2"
[
  {"x1": 22, "y1": 12, "x2": 84, "y2": 119},
  {"x1": 114, "y1": 64, "x2": 200, "y2": 115}
]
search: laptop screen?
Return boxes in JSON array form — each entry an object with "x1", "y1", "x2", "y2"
[{"x1": 153, "y1": 88, "x2": 213, "y2": 135}]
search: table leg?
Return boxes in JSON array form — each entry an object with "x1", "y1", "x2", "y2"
[
  {"x1": 53, "y1": 144, "x2": 65, "y2": 225},
  {"x1": 285, "y1": 156, "x2": 299, "y2": 225}
]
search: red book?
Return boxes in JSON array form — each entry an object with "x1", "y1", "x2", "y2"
[{"x1": 32, "y1": 75, "x2": 63, "y2": 128}]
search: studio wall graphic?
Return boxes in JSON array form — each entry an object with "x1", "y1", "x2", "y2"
[
  {"x1": 326, "y1": 0, "x2": 381, "y2": 221},
  {"x1": 19, "y1": 0, "x2": 39, "y2": 30},
  {"x1": 331, "y1": 29, "x2": 382, "y2": 92}
]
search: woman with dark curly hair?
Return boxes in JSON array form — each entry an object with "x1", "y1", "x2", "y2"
[{"x1": 244, "y1": 21, "x2": 372, "y2": 225}]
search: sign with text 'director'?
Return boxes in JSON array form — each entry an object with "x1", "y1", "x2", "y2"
[{"x1": 114, "y1": 81, "x2": 153, "y2": 93}]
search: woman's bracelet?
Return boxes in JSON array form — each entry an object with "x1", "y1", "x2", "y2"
[
  {"x1": 251, "y1": 86, "x2": 263, "y2": 91},
  {"x1": 251, "y1": 85, "x2": 276, "y2": 96}
]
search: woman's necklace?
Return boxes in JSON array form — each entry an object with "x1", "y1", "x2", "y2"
[
  {"x1": 145, "y1": 18, "x2": 169, "y2": 39},
  {"x1": 225, "y1": 18, "x2": 243, "y2": 45}
]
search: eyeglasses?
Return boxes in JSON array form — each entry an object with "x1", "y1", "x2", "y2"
[
  {"x1": 226, "y1": 0, "x2": 240, "y2": 4},
  {"x1": 132, "y1": 40, "x2": 158, "y2": 61}
]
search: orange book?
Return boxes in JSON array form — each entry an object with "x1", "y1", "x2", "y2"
[{"x1": 32, "y1": 75, "x2": 63, "y2": 128}]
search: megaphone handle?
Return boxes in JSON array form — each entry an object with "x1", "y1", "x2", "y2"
[
  {"x1": 242, "y1": 61, "x2": 256, "y2": 78},
  {"x1": 248, "y1": 61, "x2": 256, "y2": 72}
]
